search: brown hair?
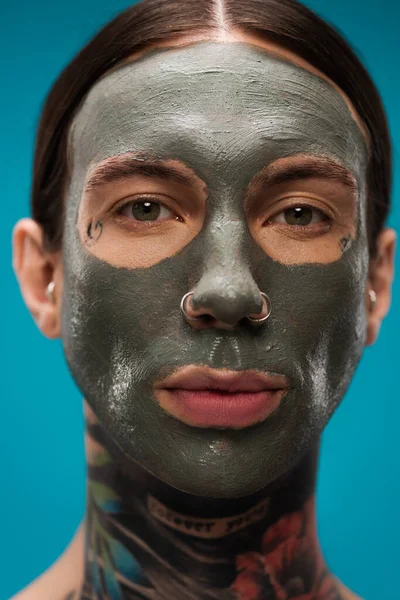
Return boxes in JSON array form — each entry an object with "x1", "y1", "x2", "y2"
[{"x1": 32, "y1": 0, "x2": 391, "y2": 258}]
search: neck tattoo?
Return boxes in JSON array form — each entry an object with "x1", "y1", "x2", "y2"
[{"x1": 64, "y1": 409, "x2": 347, "y2": 600}]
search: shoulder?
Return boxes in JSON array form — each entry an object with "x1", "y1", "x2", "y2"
[
  {"x1": 334, "y1": 576, "x2": 364, "y2": 600},
  {"x1": 10, "y1": 523, "x2": 85, "y2": 600}
]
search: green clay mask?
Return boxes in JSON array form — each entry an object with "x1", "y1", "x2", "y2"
[{"x1": 62, "y1": 42, "x2": 369, "y2": 497}]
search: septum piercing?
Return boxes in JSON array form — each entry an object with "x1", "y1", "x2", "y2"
[{"x1": 180, "y1": 291, "x2": 272, "y2": 324}]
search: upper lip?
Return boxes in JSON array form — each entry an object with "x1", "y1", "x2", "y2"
[{"x1": 154, "y1": 365, "x2": 289, "y2": 393}]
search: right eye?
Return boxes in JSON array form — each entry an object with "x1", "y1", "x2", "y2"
[{"x1": 117, "y1": 198, "x2": 176, "y2": 222}]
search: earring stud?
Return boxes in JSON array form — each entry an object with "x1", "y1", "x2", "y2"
[
  {"x1": 46, "y1": 281, "x2": 56, "y2": 303},
  {"x1": 369, "y1": 289, "x2": 377, "y2": 310}
]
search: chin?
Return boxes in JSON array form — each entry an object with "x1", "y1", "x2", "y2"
[
  {"x1": 117, "y1": 417, "x2": 322, "y2": 499},
  {"x1": 85, "y1": 381, "x2": 334, "y2": 500}
]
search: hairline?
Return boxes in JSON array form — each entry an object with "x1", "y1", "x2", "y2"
[{"x1": 64, "y1": 30, "x2": 371, "y2": 228}]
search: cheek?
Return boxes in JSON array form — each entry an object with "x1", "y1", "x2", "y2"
[
  {"x1": 248, "y1": 219, "x2": 357, "y2": 265},
  {"x1": 60, "y1": 247, "x2": 189, "y2": 403},
  {"x1": 78, "y1": 217, "x2": 203, "y2": 269},
  {"x1": 251, "y1": 227, "x2": 354, "y2": 265},
  {"x1": 251, "y1": 236, "x2": 368, "y2": 398}
]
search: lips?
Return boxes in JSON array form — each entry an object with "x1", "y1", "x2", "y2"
[{"x1": 153, "y1": 366, "x2": 289, "y2": 429}]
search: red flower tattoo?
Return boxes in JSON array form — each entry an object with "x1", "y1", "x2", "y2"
[{"x1": 231, "y1": 497, "x2": 340, "y2": 599}]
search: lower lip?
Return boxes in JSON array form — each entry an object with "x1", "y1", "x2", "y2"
[{"x1": 155, "y1": 388, "x2": 286, "y2": 428}]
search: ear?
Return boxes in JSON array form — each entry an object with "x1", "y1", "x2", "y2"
[
  {"x1": 12, "y1": 218, "x2": 63, "y2": 339},
  {"x1": 365, "y1": 227, "x2": 396, "y2": 347}
]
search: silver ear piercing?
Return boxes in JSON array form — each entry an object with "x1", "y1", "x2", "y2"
[
  {"x1": 46, "y1": 281, "x2": 56, "y2": 304},
  {"x1": 369, "y1": 289, "x2": 377, "y2": 310}
]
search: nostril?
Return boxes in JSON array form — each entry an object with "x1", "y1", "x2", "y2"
[
  {"x1": 180, "y1": 291, "x2": 204, "y2": 322},
  {"x1": 247, "y1": 292, "x2": 272, "y2": 324},
  {"x1": 200, "y1": 314, "x2": 214, "y2": 324},
  {"x1": 180, "y1": 288, "x2": 272, "y2": 328}
]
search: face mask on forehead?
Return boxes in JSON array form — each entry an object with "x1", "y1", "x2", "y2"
[{"x1": 61, "y1": 41, "x2": 369, "y2": 498}]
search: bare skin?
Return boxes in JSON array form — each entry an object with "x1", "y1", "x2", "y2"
[
  {"x1": 11, "y1": 29, "x2": 396, "y2": 600},
  {"x1": 11, "y1": 406, "x2": 364, "y2": 600},
  {"x1": 8, "y1": 521, "x2": 360, "y2": 600}
]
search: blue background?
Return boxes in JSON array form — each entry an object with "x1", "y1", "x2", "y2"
[{"x1": 1, "y1": 1, "x2": 399, "y2": 598}]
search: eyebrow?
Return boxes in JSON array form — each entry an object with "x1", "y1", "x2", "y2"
[
  {"x1": 84, "y1": 154, "x2": 358, "y2": 197},
  {"x1": 252, "y1": 157, "x2": 358, "y2": 193},
  {"x1": 84, "y1": 154, "x2": 197, "y2": 193}
]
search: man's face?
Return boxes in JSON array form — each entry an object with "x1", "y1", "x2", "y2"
[{"x1": 61, "y1": 41, "x2": 369, "y2": 497}]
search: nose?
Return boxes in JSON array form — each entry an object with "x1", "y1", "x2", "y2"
[{"x1": 182, "y1": 268, "x2": 270, "y2": 330}]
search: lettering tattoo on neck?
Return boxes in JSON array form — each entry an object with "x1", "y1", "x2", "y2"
[
  {"x1": 67, "y1": 422, "x2": 347, "y2": 599},
  {"x1": 147, "y1": 495, "x2": 270, "y2": 539}
]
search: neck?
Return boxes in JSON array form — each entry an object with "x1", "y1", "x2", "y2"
[{"x1": 77, "y1": 402, "x2": 343, "y2": 600}]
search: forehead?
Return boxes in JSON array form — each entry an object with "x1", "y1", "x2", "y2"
[{"x1": 71, "y1": 41, "x2": 367, "y2": 183}]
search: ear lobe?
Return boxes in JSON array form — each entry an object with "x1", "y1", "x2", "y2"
[
  {"x1": 12, "y1": 218, "x2": 63, "y2": 339},
  {"x1": 365, "y1": 227, "x2": 396, "y2": 347}
]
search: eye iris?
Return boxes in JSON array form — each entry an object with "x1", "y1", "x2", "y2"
[
  {"x1": 131, "y1": 201, "x2": 160, "y2": 221},
  {"x1": 285, "y1": 206, "x2": 313, "y2": 226}
]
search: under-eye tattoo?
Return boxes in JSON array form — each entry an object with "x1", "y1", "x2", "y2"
[
  {"x1": 63, "y1": 592, "x2": 76, "y2": 600},
  {"x1": 339, "y1": 234, "x2": 353, "y2": 253},
  {"x1": 86, "y1": 220, "x2": 103, "y2": 243}
]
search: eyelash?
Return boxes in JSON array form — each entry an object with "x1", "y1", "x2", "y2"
[
  {"x1": 113, "y1": 196, "x2": 333, "y2": 234},
  {"x1": 114, "y1": 195, "x2": 182, "y2": 225},
  {"x1": 265, "y1": 202, "x2": 333, "y2": 233}
]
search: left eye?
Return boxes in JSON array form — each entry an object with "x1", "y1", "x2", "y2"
[
  {"x1": 268, "y1": 205, "x2": 328, "y2": 227},
  {"x1": 118, "y1": 200, "x2": 174, "y2": 222}
]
